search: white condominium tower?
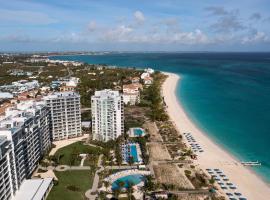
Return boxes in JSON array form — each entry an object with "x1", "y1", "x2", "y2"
[
  {"x1": 44, "y1": 92, "x2": 82, "y2": 141},
  {"x1": 0, "y1": 101, "x2": 51, "y2": 199},
  {"x1": 0, "y1": 137, "x2": 17, "y2": 200},
  {"x1": 91, "y1": 89, "x2": 124, "y2": 142}
]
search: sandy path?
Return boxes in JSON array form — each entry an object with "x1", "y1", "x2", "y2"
[
  {"x1": 162, "y1": 72, "x2": 270, "y2": 200},
  {"x1": 49, "y1": 134, "x2": 89, "y2": 156}
]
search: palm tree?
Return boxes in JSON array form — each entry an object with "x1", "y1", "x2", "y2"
[
  {"x1": 118, "y1": 180, "x2": 125, "y2": 191},
  {"x1": 126, "y1": 181, "x2": 134, "y2": 200},
  {"x1": 128, "y1": 156, "x2": 134, "y2": 166},
  {"x1": 209, "y1": 176, "x2": 215, "y2": 186},
  {"x1": 112, "y1": 188, "x2": 120, "y2": 198},
  {"x1": 144, "y1": 175, "x2": 155, "y2": 192},
  {"x1": 104, "y1": 181, "x2": 110, "y2": 193}
]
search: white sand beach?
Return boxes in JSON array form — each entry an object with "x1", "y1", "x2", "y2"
[{"x1": 162, "y1": 72, "x2": 270, "y2": 200}]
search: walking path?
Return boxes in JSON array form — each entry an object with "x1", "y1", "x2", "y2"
[
  {"x1": 85, "y1": 155, "x2": 104, "y2": 200},
  {"x1": 104, "y1": 165, "x2": 137, "y2": 170},
  {"x1": 80, "y1": 157, "x2": 86, "y2": 166},
  {"x1": 38, "y1": 165, "x2": 91, "y2": 172},
  {"x1": 49, "y1": 135, "x2": 89, "y2": 156}
]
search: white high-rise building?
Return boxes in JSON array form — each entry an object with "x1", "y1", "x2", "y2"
[
  {"x1": 91, "y1": 89, "x2": 124, "y2": 142},
  {"x1": 44, "y1": 92, "x2": 82, "y2": 141},
  {"x1": 0, "y1": 136, "x2": 17, "y2": 200},
  {"x1": 0, "y1": 100, "x2": 51, "y2": 199}
]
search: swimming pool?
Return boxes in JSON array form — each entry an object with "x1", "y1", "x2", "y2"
[
  {"x1": 134, "y1": 128, "x2": 144, "y2": 136},
  {"x1": 121, "y1": 142, "x2": 143, "y2": 164},
  {"x1": 111, "y1": 174, "x2": 145, "y2": 190},
  {"x1": 130, "y1": 144, "x2": 139, "y2": 162}
]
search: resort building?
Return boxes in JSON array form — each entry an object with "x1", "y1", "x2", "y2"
[
  {"x1": 143, "y1": 76, "x2": 153, "y2": 85},
  {"x1": 43, "y1": 92, "x2": 82, "y2": 141},
  {"x1": 140, "y1": 70, "x2": 154, "y2": 85},
  {"x1": 91, "y1": 89, "x2": 124, "y2": 142},
  {"x1": 0, "y1": 80, "x2": 39, "y2": 96},
  {"x1": 59, "y1": 85, "x2": 76, "y2": 92},
  {"x1": 122, "y1": 83, "x2": 143, "y2": 105},
  {"x1": 0, "y1": 100, "x2": 51, "y2": 199},
  {"x1": 0, "y1": 136, "x2": 17, "y2": 200},
  {"x1": 58, "y1": 77, "x2": 80, "y2": 87},
  {"x1": 144, "y1": 68, "x2": 155, "y2": 74},
  {"x1": 140, "y1": 72, "x2": 150, "y2": 80},
  {"x1": 131, "y1": 77, "x2": 140, "y2": 84}
]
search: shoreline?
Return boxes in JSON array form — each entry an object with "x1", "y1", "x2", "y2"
[{"x1": 162, "y1": 72, "x2": 270, "y2": 200}]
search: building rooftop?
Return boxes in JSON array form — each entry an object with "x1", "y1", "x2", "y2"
[
  {"x1": 93, "y1": 89, "x2": 121, "y2": 99},
  {"x1": 0, "y1": 100, "x2": 46, "y2": 134},
  {"x1": 43, "y1": 91, "x2": 80, "y2": 100},
  {"x1": 123, "y1": 83, "x2": 143, "y2": 90},
  {"x1": 14, "y1": 178, "x2": 53, "y2": 200}
]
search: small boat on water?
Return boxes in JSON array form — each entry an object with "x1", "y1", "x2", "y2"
[{"x1": 241, "y1": 161, "x2": 261, "y2": 166}]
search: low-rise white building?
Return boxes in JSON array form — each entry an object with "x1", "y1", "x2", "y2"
[
  {"x1": 14, "y1": 178, "x2": 53, "y2": 200},
  {"x1": 140, "y1": 72, "x2": 150, "y2": 80},
  {"x1": 143, "y1": 76, "x2": 153, "y2": 85},
  {"x1": 0, "y1": 80, "x2": 40, "y2": 95},
  {"x1": 144, "y1": 68, "x2": 154, "y2": 74}
]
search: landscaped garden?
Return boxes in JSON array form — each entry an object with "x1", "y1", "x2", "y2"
[
  {"x1": 47, "y1": 170, "x2": 94, "y2": 200},
  {"x1": 53, "y1": 141, "x2": 104, "y2": 166}
]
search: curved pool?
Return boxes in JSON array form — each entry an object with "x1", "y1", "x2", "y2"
[{"x1": 111, "y1": 174, "x2": 145, "y2": 190}]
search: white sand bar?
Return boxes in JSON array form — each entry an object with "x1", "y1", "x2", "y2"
[{"x1": 162, "y1": 72, "x2": 270, "y2": 200}]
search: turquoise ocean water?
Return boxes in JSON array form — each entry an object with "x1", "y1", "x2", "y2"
[{"x1": 50, "y1": 53, "x2": 270, "y2": 183}]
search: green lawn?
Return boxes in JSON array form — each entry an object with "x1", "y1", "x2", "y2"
[
  {"x1": 47, "y1": 170, "x2": 94, "y2": 200},
  {"x1": 54, "y1": 141, "x2": 101, "y2": 166}
]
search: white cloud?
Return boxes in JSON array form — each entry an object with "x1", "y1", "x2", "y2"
[
  {"x1": 170, "y1": 29, "x2": 209, "y2": 44},
  {"x1": 134, "y1": 11, "x2": 145, "y2": 23},
  {"x1": 102, "y1": 25, "x2": 133, "y2": 42},
  {"x1": 0, "y1": 9, "x2": 57, "y2": 25},
  {"x1": 87, "y1": 21, "x2": 97, "y2": 32},
  {"x1": 98, "y1": 23, "x2": 209, "y2": 45},
  {"x1": 242, "y1": 31, "x2": 269, "y2": 44}
]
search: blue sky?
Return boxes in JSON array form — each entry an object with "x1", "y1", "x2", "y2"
[{"x1": 0, "y1": 0, "x2": 270, "y2": 51}]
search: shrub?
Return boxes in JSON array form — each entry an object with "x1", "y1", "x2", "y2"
[
  {"x1": 184, "y1": 170, "x2": 192, "y2": 176},
  {"x1": 37, "y1": 168, "x2": 48, "y2": 173},
  {"x1": 66, "y1": 185, "x2": 80, "y2": 191}
]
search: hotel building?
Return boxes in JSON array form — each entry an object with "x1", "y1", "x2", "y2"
[
  {"x1": 122, "y1": 83, "x2": 143, "y2": 105},
  {"x1": 0, "y1": 101, "x2": 51, "y2": 199},
  {"x1": 0, "y1": 136, "x2": 17, "y2": 200},
  {"x1": 91, "y1": 89, "x2": 124, "y2": 142},
  {"x1": 44, "y1": 92, "x2": 82, "y2": 141}
]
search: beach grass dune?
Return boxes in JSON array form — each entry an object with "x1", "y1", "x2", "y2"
[{"x1": 162, "y1": 72, "x2": 270, "y2": 200}]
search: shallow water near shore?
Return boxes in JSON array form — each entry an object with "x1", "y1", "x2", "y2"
[{"x1": 50, "y1": 52, "x2": 270, "y2": 183}]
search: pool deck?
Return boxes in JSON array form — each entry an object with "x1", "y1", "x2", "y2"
[
  {"x1": 104, "y1": 169, "x2": 151, "y2": 185},
  {"x1": 121, "y1": 143, "x2": 143, "y2": 164},
  {"x1": 128, "y1": 127, "x2": 146, "y2": 137}
]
